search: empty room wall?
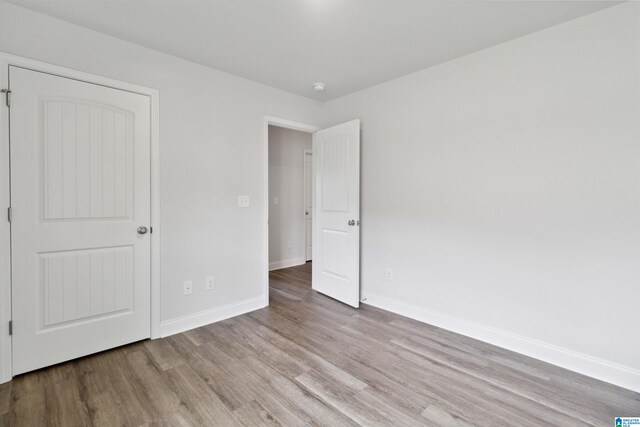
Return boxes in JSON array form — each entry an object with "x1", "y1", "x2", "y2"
[
  {"x1": 268, "y1": 126, "x2": 312, "y2": 270},
  {"x1": 321, "y1": 2, "x2": 640, "y2": 390},
  {"x1": 0, "y1": 1, "x2": 322, "y2": 330}
]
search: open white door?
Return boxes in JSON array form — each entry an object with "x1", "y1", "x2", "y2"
[
  {"x1": 312, "y1": 120, "x2": 360, "y2": 308},
  {"x1": 10, "y1": 67, "x2": 151, "y2": 375}
]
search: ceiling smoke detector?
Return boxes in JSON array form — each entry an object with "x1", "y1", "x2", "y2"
[{"x1": 312, "y1": 82, "x2": 326, "y2": 92}]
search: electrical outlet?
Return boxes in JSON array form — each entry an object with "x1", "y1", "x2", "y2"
[
  {"x1": 205, "y1": 276, "x2": 215, "y2": 291},
  {"x1": 238, "y1": 195, "x2": 250, "y2": 208},
  {"x1": 183, "y1": 280, "x2": 193, "y2": 295},
  {"x1": 385, "y1": 268, "x2": 393, "y2": 281}
]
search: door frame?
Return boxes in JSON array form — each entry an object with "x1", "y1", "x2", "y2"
[
  {"x1": 0, "y1": 52, "x2": 161, "y2": 384},
  {"x1": 303, "y1": 149, "x2": 313, "y2": 262},
  {"x1": 263, "y1": 116, "x2": 319, "y2": 306}
]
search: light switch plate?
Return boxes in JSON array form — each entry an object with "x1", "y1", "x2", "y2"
[
  {"x1": 274, "y1": 196, "x2": 279, "y2": 205},
  {"x1": 238, "y1": 195, "x2": 250, "y2": 208}
]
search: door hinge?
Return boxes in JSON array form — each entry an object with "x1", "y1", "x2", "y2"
[
  {"x1": 1, "y1": 89, "x2": 10, "y2": 107},
  {"x1": 7, "y1": 207, "x2": 11, "y2": 223},
  {"x1": 8, "y1": 321, "x2": 12, "y2": 336},
  {"x1": 150, "y1": 226, "x2": 153, "y2": 234}
]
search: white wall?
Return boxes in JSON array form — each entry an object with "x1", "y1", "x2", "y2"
[
  {"x1": 0, "y1": 1, "x2": 322, "y2": 328},
  {"x1": 268, "y1": 126, "x2": 312, "y2": 270},
  {"x1": 321, "y1": 2, "x2": 640, "y2": 391}
]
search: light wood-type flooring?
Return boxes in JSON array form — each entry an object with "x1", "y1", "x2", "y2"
[{"x1": 0, "y1": 262, "x2": 638, "y2": 426}]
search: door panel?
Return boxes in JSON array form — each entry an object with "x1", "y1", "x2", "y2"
[
  {"x1": 10, "y1": 66, "x2": 151, "y2": 375},
  {"x1": 43, "y1": 101, "x2": 134, "y2": 220},
  {"x1": 312, "y1": 120, "x2": 360, "y2": 308},
  {"x1": 321, "y1": 138, "x2": 350, "y2": 212},
  {"x1": 40, "y1": 246, "x2": 134, "y2": 327}
]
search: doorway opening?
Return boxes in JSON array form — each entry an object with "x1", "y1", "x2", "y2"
[
  {"x1": 263, "y1": 117, "x2": 319, "y2": 306},
  {"x1": 263, "y1": 116, "x2": 361, "y2": 309},
  {"x1": 267, "y1": 125, "x2": 315, "y2": 282}
]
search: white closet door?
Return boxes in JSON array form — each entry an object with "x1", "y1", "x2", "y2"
[
  {"x1": 312, "y1": 120, "x2": 360, "y2": 308},
  {"x1": 10, "y1": 66, "x2": 151, "y2": 375}
]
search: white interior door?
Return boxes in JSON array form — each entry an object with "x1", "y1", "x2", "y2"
[
  {"x1": 10, "y1": 66, "x2": 151, "y2": 375},
  {"x1": 304, "y1": 150, "x2": 313, "y2": 261},
  {"x1": 312, "y1": 120, "x2": 360, "y2": 308}
]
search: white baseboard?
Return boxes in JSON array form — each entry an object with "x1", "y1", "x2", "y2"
[
  {"x1": 160, "y1": 296, "x2": 266, "y2": 337},
  {"x1": 269, "y1": 257, "x2": 306, "y2": 271},
  {"x1": 364, "y1": 292, "x2": 640, "y2": 393}
]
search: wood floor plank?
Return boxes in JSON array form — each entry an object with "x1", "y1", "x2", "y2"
[
  {"x1": 232, "y1": 400, "x2": 283, "y2": 427},
  {"x1": 354, "y1": 386, "x2": 436, "y2": 427},
  {"x1": 0, "y1": 261, "x2": 637, "y2": 426},
  {"x1": 203, "y1": 317, "x2": 307, "y2": 380},
  {"x1": 164, "y1": 364, "x2": 240, "y2": 427},
  {"x1": 144, "y1": 336, "x2": 186, "y2": 371},
  {"x1": 200, "y1": 320, "x2": 254, "y2": 360},
  {"x1": 196, "y1": 344, "x2": 313, "y2": 426},
  {"x1": 45, "y1": 375, "x2": 93, "y2": 427},
  {"x1": 84, "y1": 390, "x2": 128, "y2": 427},
  {"x1": 174, "y1": 342, "x2": 255, "y2": 412},
  {"x1": 125, "y1": 349, "x2": 200, "y2": 424},
  {"x1": 242, "y1": 355, "x2": 359, "y2": 427},
  {"x1": 181, "y1": 325, "x2": 217, "y2": 347},
  {"x1": 252, "y1": 323, "x2": 367, "y2": 391},
  {"x1": 4, "y1": 372, "x2": 48, "y2": 427},
  {"x1": 75, "y1": 352, "x2": 116, "y2": 399},
  {"x1": 97, "y1": 350, "x2": 155, "y2": 426},
  {"x1": 0, "y1": 383, "x2": 10, "y2": 416},
  {"x1": 421, "y1": 403, "x2": 474, "y2": 427},
  {"x1": 295, "y1": 368, "x2": 396, "y2": 426}
]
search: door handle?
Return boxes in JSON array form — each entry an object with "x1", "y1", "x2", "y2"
[
  {"x1": 305, "y1": 211, "x2": 309, "y2": 215},
  {"x1": 137, "y1": 226, "x2": 149, "y2": 235},
  {"x1": 348, "y1": 220, "x2": 355, "y2": 226}
]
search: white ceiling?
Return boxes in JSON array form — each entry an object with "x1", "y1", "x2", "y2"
[{"x1": 6, "y1": 0, "x2": 620, "y2": 101}]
